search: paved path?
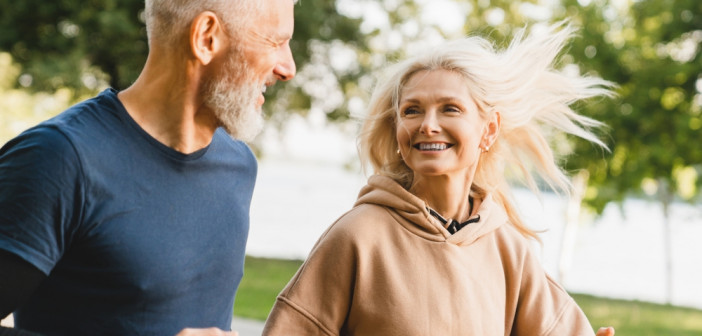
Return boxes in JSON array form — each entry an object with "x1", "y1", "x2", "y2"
[
  {"x1": 2, "y1": 315, "x2": 265, "y2": 335},
  {"x1": 232, "y1": 316, "x2": 265, "y2": 336}
]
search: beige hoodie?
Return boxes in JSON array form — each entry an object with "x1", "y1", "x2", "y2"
[{"x1": 263, "y1": 175, "x2": 595, "y2": 336}]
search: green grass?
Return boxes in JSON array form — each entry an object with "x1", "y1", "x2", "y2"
[
  {"x1": 572, "y1": 293, "x2": 702, "y2": 335},
  {"x1": 234, "y1": 256, "x2": 702, "y2": 335},
  {"x1": 233, "y1": 256, "x2": 303, "y2": 320}
]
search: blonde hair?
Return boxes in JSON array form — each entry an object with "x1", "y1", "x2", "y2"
[
  {"x1": 358, "y1": 22, "x2": 615, "y2": 239},
  {"x1": 144, "y1": 0, "x2": 262, "y2": 46}
]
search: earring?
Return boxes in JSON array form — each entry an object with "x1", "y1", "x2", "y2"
[
  {"x1": 396, "y1": 148, "x2": 401, "y2": 155},
  {"x1": 481, "y1": 145, "x2": 490, "y2": 153}
]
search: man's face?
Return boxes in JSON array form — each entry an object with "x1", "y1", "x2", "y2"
[
  {"x1": 239, "y1": 0, "x2": 296, "y2": 107},
  {"x1": 203, "y1": 50, "x2": 262, "y2": 142},
  {"x1": 203, "y1": 0, "x2": 296, "y2": 141}
]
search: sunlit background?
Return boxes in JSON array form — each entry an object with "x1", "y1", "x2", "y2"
[{"x1": 1, "y1": 0, "x2": 701, "y2": 332}]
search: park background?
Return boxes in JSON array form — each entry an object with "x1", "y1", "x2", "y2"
[{"x1": 1, "y1": 0, "x2": 701, "y2": 334}]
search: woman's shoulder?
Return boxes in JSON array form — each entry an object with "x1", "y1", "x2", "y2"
[
  {"x1": 328, "y1": 203, "x2": 396, "y2": 232},
  {"x1": 312, "y1": 203, "x2": 399, "y2": 249},
  {"x1": 489, "y1": 220, "x2": 537, "y2": 260}
]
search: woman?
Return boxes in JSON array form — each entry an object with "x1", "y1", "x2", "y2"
[{"x1": 263, "y1": 23, "x2": 615, "y2": 336}]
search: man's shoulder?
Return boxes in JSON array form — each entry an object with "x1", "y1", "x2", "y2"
[
  {"x1": 13, "y1": 89, "x2": 120, "y2": 148},
  {"x1": 211, "y1": 129, "x2": 258, "y2": 164},
  {"x1": 0, "y1": 89, "x2": 126, "y2": 173},
  {"x1": 47, "y1": 89, "x2": 120, "y2": 129},
  {"x1": 0, "y1": 122, "x2": 78, "y2": 165}
]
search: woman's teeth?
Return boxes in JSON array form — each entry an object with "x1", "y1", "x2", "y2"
[{"x1": 418, "y1": 143, "x2": 448, "y2": 151}]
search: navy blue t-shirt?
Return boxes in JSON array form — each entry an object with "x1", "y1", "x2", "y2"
[{"x1": 0, "y1": 89, "x2": 257, "y2": 335}]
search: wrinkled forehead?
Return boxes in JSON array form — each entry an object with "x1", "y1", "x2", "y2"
[
  {"x1": 399, "y1": 68, "x2": 491, "y2": 114},
  {"x1": 399, "y1": 69, "x2": 471, "y2": 98}
]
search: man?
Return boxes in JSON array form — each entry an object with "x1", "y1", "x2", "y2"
[{"x1": 0, "y1": 0, "x2": 295, "y2": 335}]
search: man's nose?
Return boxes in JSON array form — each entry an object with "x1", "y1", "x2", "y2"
[{"x1": 274, "y1": 43, "x2": 296, "y2": 81}]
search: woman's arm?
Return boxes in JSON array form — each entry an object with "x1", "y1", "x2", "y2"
[{"x1": 596, "y1": 326, "x2": 615, "y2": 336}]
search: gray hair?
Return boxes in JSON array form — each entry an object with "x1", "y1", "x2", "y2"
[{"x1": 143, "y1": 0, "x2": 262, "y2": 46}]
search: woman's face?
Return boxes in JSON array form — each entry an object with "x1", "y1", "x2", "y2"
[{"x1": 396, "y1": 69, "x2": 496, "y2": 183}]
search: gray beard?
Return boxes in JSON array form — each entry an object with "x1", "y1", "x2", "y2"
[{"x1": 204, "y1": 60, "x2": 264, "y2": 142}]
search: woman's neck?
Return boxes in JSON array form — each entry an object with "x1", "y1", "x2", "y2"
[{"x1": 410, "y1": 175, "x2": 474, "y2": 223}]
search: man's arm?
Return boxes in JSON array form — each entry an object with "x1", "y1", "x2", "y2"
[
  {"x1": 0, "y1": 249, "x2": 46, "y2": 323},
  {"x1": 0, "y1": 327, "x2": 43, "y2": 336}
]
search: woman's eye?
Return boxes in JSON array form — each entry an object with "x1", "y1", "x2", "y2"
[
  {"x1": 403, "y1": 107, "x2": 420, "y2": 115},
  {"x1": 444, "y1": 105, "x2": 461, "y2": 113}
]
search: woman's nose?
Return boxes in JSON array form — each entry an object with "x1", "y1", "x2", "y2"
[{"x1": 419, "y1": 112, "x2": 440, "y2": 135}]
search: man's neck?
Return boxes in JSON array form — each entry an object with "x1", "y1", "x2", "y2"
[{"x1": 117, "y1": 55, "x2": 218, "y2": 154}]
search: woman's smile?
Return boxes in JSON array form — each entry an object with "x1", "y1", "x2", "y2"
[{"x1": 413, "y1": 142, "x2": 453, "y2": 151}]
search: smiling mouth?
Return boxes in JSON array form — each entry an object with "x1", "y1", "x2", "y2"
[
  {"x1": 257, "y1": 84, "x2": 269, "y2": 107},
  {"x1": 414, "y1": 143, "x2": 452, "y2": 151}
]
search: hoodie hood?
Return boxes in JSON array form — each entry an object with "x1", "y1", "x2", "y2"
[{"x1": 354, "y1": 175, "x2": 508, "y2": 246}]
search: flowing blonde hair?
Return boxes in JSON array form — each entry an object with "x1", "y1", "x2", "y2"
[{"x1": 358, "y1": 22, "x2": 615, "y2": 239}]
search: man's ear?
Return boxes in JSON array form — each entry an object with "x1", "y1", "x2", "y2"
[{"x1": 190, "y1": 11, "x2": 226, "y2": 65}]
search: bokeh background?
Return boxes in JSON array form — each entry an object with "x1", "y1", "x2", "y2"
[{"x1": 1, "y1": 0, "x2": 701, "y2": 333}]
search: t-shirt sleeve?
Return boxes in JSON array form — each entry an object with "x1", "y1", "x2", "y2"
[
  {"x1": 263, "y1": 218, "x2": 359, "y2": 336},
  {"x1": 0, "y1": 126, "x2": 85, "y2": 275},
  {"x1": 512, "y1": 247, "x2": 595, "y2": 336}
]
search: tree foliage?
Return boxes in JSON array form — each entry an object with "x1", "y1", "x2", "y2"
[
  {"x1": 0, "y1": 0, "x2": 368, "y2": 123},
  {"x1": 261, "y1": 0, "x2": 367, "y2": 124},
  {"x1": 0, "y1": 0, "x2": 145, "y2": 93},
  {"x1": 0, "y1": 53, "x2": 78, "y2": 144},
  {"x1": 556, "y1": 0, "x2": 702, "y2": 211}
]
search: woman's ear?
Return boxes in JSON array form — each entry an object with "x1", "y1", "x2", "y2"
[
  {"x1": 190, "y1": 11, "x2": 226, "y2": 65},
  {"x1": 482, "y1": 111, "x2": 501, "y2": 150}
]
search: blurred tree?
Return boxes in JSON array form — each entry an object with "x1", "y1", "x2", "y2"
[
  {"x1": 0, "y1": 0, "x2": 368, "y2": 126},
  {"x1": 0, "y1": 0, "x2": 142, "y2": 94},
  {"x1": 0, "y1": 52, "x2": 75, "y2": 144},
  {"x1": 261, "y1": 0, "x2": 368, "y2": 126},
  {"x1": 557, "y1": 0, "x2": 702, "y2": 303},
  {"x1": 0, "y1": 0, "x2": 567, "y2": 138}
]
